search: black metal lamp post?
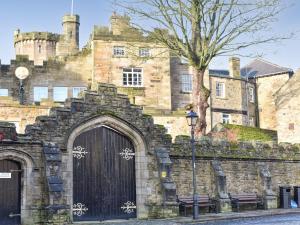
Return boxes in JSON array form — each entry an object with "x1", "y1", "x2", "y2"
[{"x1": 186, "y1": 110, "x2": 199, "y2": 220}]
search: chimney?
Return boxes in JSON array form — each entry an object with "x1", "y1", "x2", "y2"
[
  {"x1": 229, "y1": 57, "x2": 240, "y2": 78},
  {"x1": 110, "y1": 13, "x2": 131, "y2": 35}
]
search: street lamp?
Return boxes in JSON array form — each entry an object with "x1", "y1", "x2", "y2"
[{"x1": 186, "y1": 110, "x2": 199, "y2": 220}]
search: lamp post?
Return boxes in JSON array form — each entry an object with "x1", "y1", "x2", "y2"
[{"x1": 186, "y1": 110, "x2": 199, "y2": 220}]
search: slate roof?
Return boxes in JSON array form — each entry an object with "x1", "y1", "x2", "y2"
[
  {"x1": 208, "y1": 58, "x2": 293, "y2": 79},
  {"x1": 209, "y1": 69, "x2": 229, "y2": 77},
  {"x1": 240, "y1": 58, "x2": 293, "y2": 78}
]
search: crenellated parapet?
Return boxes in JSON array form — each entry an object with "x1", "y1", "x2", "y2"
[{"x1": 14, "y1": 31, "x2": 60, "y2": 45}]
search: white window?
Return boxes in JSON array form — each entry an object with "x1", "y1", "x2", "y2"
[
  {"x1": 73, "y1": 87, "x2": 86, "y2": 98},
  {"x1": 248, "y1": 87, "x2": 255, "y2": 102},
  {"x1": 181, "y1": 74, "x2": 192, "y2": 92},
  {"x1": 113, "y1": 46, "x2": 125, "y2": 56},
  {"x1": 216, "y1": 82, "x2": 225, "y2": 98},
  {"x1": 34, "y1": 87, "x2": 48, "y2": 102},
  {"x1": 139, "y1": 48, "x2": 150, "y2": 57},
  {"x1": 53, "y1": 87, "x2": 68, "y2": 102},
  {"x1": 249, "y1": 117, "x2": 255, "y2": 127},
  {"x1": 123, "y1": 68, "x2": 143, "y2": 87},
  {"x1": 222, "y1": 113, "x2": 230, "y2": 124},
  {"x1": 0, "y1": 89, "x2": 8, "y2": 96}
]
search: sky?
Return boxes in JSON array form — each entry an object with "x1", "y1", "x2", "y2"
[{"x1": 0, "y1": 0, "x2": 299, "y2": 70}]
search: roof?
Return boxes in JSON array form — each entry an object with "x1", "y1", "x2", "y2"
[
  {"x1": 209, "y1": 69, "x2": 229, "y2": 77},
  {"x1": 241, "y1": 58, "x2": 293, "y2": 78}
]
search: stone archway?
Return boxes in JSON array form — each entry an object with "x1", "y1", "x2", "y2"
[
  {"x1": 0, "y1": 150, "x2": 35, "y2": 225},
  {"x1": 66, "y1": 115, "x2": 149, "y2": 221}
]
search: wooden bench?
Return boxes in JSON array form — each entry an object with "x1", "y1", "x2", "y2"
[
  {"x1": 177, "y1": 195, "x2": 218, "y2": 216},
  {"x1": 229, "y1": 193, "x2": 263, "y2": 212}
]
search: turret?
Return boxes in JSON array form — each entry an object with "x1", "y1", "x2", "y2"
[{"x1": 57, "y1": 14, "x2": 80, "y2": 56}]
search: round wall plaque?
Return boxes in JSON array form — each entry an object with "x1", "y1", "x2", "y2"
[{"x1": 15, "y1": 67, "x2": 29, "y2": 80}]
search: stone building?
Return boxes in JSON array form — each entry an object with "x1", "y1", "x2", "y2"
[
  {"x1": 241, "y1": 58, "x2": 293, "y2": 130},
  {"x1": 14, "y1": 14, "x2": 80, "y2": 65},
  {"x1": 0, "y1": 83, "x2": 300, "y2": 224},
  {"x1": 0, "y1": 12, "x2": 296, "y2": 139},
  {"x1": 275, "y1": 70, "x2": 300, "y2": 143}
]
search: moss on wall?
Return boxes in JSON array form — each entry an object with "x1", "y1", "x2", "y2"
[{"x1": 223, "y1": 124, "x2": 277, "y2": 141}]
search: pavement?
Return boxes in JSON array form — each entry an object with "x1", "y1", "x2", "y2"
[{"x1": 74, "y1": 208, "x2": 300, "y2": 225}]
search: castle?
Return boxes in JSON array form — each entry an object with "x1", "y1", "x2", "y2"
[
  {"x1": 0, "y1": 11, "x2": 300, "y2": 225},
  {"x1": 0, "y1": 13, "x2": 298, "y2": 143}
]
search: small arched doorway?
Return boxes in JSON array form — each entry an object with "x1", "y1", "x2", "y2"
[
  {"x1": 72, "y1": 125, "x2": 136, "y2": 221},
  {"x1": 0, "y1": 159, "x2": 21, "y2": 225}
]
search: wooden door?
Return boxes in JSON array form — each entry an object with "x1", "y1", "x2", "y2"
[
  {"x1": 0, "y1": 160, "x2": 21, "y2": 225},
  {"x1": 73, "y1": 126, "x2": 136, "y2": 221}
]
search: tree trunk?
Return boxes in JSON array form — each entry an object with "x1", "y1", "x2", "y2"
[{"x1": 192, "y1": 68, "x2": 210, "y2": 136}]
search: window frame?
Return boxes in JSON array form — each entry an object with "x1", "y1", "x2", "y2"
[
  {"x1": 222, "y1": 113, "x2": 231, "y2": 124},
  {"x1": 181, "y1": 74, "x2": 193, "y2": 93},
  {"x1": 0, "y1": 89, "x2": 9, "y2": 97},
  {"x1": 249, "y1": 117, "x2": 255, "y2": 126},
  {"x1": 216, "y1": 82, "x2": 225, "y2": 98},
  {"x1": 33, "y1": 86, "x2": 48, "y2": 102},
  {"x1": 113, "y1": 46, "x2": 125, "y2": 57},
  {"x1": 53, "y1": 86, "x2": 68, "y2": 102},
  {"x1": 122, "y1": 68, "x2": 143, "y2": 87},
  {"x1": 72, "y1": 87, "x2": 87, "y2": 98},
  {"x1": 248, "y1": 87, "x2": 255, "y2": 103},
  {"x1": 139, "y1": 48, "x2": 150, "y2": 57}
]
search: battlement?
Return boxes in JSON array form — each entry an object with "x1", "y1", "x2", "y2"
[
  {"x1": 14, "y1": 31, "x2": 60, "y2": 45},
  {"x1": 62, "y1": 14, "x2": 80, "y2": 24}
]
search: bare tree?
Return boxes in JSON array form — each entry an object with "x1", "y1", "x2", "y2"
[{"x1": 118, "y1": 0, "x2": 291, "y2": 136}]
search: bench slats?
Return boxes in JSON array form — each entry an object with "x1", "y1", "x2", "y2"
[{"x1": 177, "y1": 194, "x2": 218, "y2": 214}]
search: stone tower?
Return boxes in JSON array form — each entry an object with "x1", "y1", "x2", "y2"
[
  {"x1": 14, "y1": 29, "x2": 59, "y2": 65},
  {"x1": 56, "y1": 14, "x2": 80, "y2": 56}
]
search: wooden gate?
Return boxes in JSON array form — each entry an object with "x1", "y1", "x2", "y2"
[
  {"x1": 0, "y1": 160, "x2": 21, "y2": 225},
  {"x1": 73, "y1": 126, "x2": 136, "y2": 221}
]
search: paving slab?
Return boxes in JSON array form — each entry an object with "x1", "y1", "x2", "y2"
[{"x1": 73, "y1": 208, "x2": 300, "y2": 225}]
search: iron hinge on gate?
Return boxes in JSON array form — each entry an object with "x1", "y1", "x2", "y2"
[
  {"x1": 119, "y1": 148, "x2": 135, "y2": 160},
  {"x1": 72, "y1": 203, "x2": 88, "y2": 216},
  {"x1": 9, "y1": 213, "x2": 21, "y2": 218},
  {"x1": 73, "y1": 146, "x2": 88, "y2": 159},
  {"x1": 121, "y1": 201, "x2": 136, "y2": 214}
]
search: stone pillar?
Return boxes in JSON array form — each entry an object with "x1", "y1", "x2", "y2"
[
  {"x1": 229, "y1": 57, "x2": 240, "y2": 78},
  {"x1": 258, "y1": 163, "x2": 277, "y2": 209},
  {"x1": 211, "y1": 160, "x2": 232, "y2": 212}
]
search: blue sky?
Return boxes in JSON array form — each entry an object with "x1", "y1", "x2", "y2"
[{"x1": 0, "y1": 0, "x2": 299, "y2": 70}]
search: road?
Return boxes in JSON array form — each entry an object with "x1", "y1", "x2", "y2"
[{"x1": 194, "y1": 213, "x2": 300, "y2": 225}]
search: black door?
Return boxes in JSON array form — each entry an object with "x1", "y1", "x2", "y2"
[
  {"x1": 73, "y1": 126, "x2": 136, "y2": 221},
  {"x1": 0, "y1": 160, "x2": 21, "y2": 225}
]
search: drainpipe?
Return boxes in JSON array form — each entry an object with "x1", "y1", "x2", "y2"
[
  {"x1": 209, "y1": 76, "x2": 213, "y2": 130},
  {"x1": 254, "y1": 78, "x2": 260, "y2": 128}
]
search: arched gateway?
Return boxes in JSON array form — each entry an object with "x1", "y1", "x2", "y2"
[
  {"x1": 0, "y1": 160, "x2": 21, "y2": 225},
  {"x1": 67, "y1": 115, "x2": 149, "y2": 222},
  {"x1": 73, "y1": 125, "x2": 136, "y2": 221}
]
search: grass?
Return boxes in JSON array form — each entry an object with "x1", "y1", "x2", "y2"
[{"x1": 223, "y1": 124, "x2": 277, "y2": 142}]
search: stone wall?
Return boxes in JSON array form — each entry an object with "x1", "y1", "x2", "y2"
[
  {"x1": 275, "y1": 71, "x2": 300, "y2": 143},
  {"x1": 0, "y1": 97, "x2": 52, "y2": 133},
  {"x1": 255, "y1": 73, "x2": 290, "y2": 130},
  {"x1": 170, "y1": 137, "x2": 300, "y2": 210},
  {"x1": 14, "y1": 31, "x2": 59, "y2": 66},
  {"x1": 0, "y1": 53, "x2": 92, "y2": 104},
  {"x1": 92, "y1": 39, "x2": 172, "y2": 111}
]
